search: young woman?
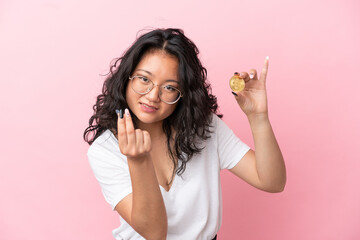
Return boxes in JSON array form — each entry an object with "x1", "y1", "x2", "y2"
[{"x1": 84, "y1": 28, "x2": 286, "y2": 240}]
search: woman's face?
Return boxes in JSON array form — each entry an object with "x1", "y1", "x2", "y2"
[{"x1": 126, "y1": 50, "x2": 180, "y2": 127}]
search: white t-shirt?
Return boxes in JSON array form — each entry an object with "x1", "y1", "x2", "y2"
[{"x1": 88, "y1": 114, "x2": 250, "y2": 240}]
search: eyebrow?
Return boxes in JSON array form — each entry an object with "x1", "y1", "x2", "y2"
[
  {"x1": 136, "y1": 69, "x2": 153, "y2": 76},
  {"x1": 135, "y1": 69, "x2": 179, "y2": 83}
]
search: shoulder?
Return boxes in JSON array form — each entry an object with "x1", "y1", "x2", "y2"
[
  {"x1": 207, "y1": 113, "x2": 219, "y2": 129},
  {"x1": 87, "y1": 130, "x2": 124, "y2": 167},
  {"x1": 88, "y1": 130, "x2": 117, "y2": 152},
  {"x1": 209, "y1": 113, "x2": 228, "y2": 134}
]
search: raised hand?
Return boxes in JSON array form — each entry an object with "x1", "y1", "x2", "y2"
[
  {"x1": 116, "y1": 109, "x2": 152, "y2": 159},
  {"x1": 232, "y1": 56, "x2": 269, "y2": 118}
]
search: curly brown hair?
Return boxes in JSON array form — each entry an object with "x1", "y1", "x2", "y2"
[{"x1": 83, "y1": 28, "x2": 222, "y2": 183}]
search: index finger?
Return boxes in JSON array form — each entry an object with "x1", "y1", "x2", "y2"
[
  {"x1": 259, "y1": 56, "x2": 269, "y2": 82},
  {"x1": 124, "y1": 108, "x2": 136, "y2": 146},
  {"x1": 117, "y1": 109, "x2": 128, "y2": 148}
]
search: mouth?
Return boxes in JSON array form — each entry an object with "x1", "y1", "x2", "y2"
[{"x1": 140, "y1": 102, "x2": 159, "y2": 110}]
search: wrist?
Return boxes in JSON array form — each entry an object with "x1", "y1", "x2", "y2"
[
  {"x1": 247, "y1": 112, "x2": 269, "y2": 123},
  {"x1": 247, "y1": 113, "x2": 272, "y2": 133},
  {"x1": 127, "y1": 154, "x2": 152, "y2": 164}
]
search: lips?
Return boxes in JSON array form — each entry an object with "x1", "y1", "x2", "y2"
[{"x1": 140, "y1": 102, "x2": 158, "y2": 110}]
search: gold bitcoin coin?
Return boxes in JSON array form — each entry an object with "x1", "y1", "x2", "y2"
[{"x1": 229, "y1": 72, "x2": 245, "y2": 92}]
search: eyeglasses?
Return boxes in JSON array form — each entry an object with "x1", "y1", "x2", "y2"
[{"x1": 129, "y1": 75, "x2": 183, "y2": 104}]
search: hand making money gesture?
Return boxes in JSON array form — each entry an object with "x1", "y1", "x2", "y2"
[{"x1": 116, "y1": 109, "x2": 152, "y2": 159}]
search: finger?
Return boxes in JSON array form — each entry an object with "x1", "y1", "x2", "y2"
[
  {"x1": 239, "y1": 72, "x2": 251, "y2": 83},
  {"x1": 260, "y1": 56, "x2": 269, "y2": 82},
  {"x1": 249, "y1": 69, "x2": 258, "y2": 80},
  {"x1": 233, "y1": 90, "x2": 246, "y2": 106},
  {"x1": 143, "y1": 131, "x2": 152, "y2": 152},
  {"x1": 124, "y1": 108, "x2": 135, "y2": 146},
  {"x1": 135, "y1": 129, "x2": 144, "y2": 149},
  {"x1": 116, "y1": 109, "x2": 128, "y2": 148}
]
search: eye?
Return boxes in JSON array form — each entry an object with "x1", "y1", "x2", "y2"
[
  {"x1": 163, "y1": 85, "x2": 177, "y2": 92},
  {"x1": 137, "y1": 76, "x2": 150, "y2": 83}
]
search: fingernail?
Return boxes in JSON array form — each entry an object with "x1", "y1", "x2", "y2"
[
  {"x1": 115, "y1": 109, "x2": 120, "y2": 115},
  {"x1": 231, "y1": 91, "x2": 238, "y2": 96},
  {"x1": 125, "y1": 108, "x2": 130, "y2": 117},
  {"x1": 266, "y1": 56, "x2": 269, "y2": 60},
  {"x1": 120, "y1": 109, "x2": 124, "y2": 119},
  {"x1": 249, "y1": 73, "x2": 254, "y2": 79},
  {"x1": 240, "y1": 72, "x2": 244, "y2": 77}
]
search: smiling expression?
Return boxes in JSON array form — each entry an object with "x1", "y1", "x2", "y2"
[{"x1": 126, "y1": 50, "x2": 180, "y2": 128}]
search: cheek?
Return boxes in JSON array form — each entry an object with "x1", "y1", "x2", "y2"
[
  {"x1": 164, "y1": 104, "x2": 177, "y2": 117},
  {"x1": 125, "y1": 85, "x2": 136, "y2": 105},
  {"x1": 125, "y1": 87, "x2": 130, "y2": 103}
]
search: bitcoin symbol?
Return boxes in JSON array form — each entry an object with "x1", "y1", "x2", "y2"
[{"x1": 229, "y1": 72, "x2": 245, "y2": 92}]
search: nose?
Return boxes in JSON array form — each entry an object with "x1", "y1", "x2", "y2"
[{"x1": 145, "y1": 84, "x2": 161, "y2": 102}]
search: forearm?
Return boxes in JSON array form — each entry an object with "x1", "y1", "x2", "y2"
[
  {"x1": 248, "y1": 113, "x2": 286, "y2": 192},
  {"x1": 128, "y1": 156, "x2": 167, "y2": 239}
]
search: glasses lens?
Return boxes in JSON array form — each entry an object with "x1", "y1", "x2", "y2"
[
  {"x1": 159, "y1": 85, "x2": 181, "y2": 104},
  {"x1": 130, "y1": 76, "x2": 182, "y2": 104},
  {"x1": 131, "y1": 76, "x2": 153, "y2": 94}
]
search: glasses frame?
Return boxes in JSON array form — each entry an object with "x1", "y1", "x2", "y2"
[{"x1": 129, "y1": 75, "x2": 183, "y2": 104}]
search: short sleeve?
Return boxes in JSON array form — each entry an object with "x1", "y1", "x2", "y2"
[
  {"x1": 87, "y1": 131, "x2": 132, "y2": 210},
  {"x1": 213, "y1": 115, "x2": 251, "y2": 170}
]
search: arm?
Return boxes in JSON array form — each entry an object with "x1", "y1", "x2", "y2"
[
  {"x1": 229, "y1": 57, "x2": 286, "y2": 192},
  {"x1": 115, "y1": 109, "x2": 167, "y2": 240},
  {"x1": 230, "y1": 113, "x2": 286, "y2": 192}
]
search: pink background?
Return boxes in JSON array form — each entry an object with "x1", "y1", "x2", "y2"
[{"x1": 1, "y1": 0, "x2": 359, "y2": 239}]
